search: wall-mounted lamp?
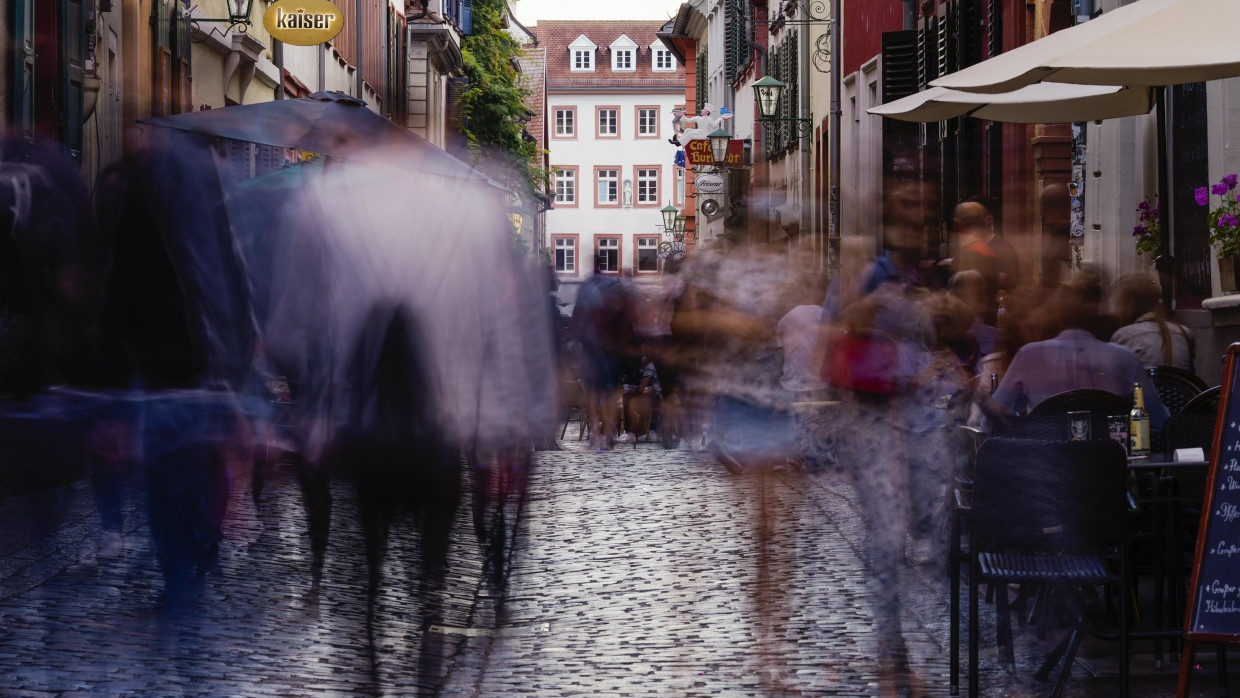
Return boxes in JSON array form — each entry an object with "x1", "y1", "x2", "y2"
[{"x1": 752, "y1": 75, "x2": 813, "y2": 140}]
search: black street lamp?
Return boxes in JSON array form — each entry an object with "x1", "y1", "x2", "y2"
[
  {"x1": 185, "y1": 0, "x2": 255, "y2": 28},
  {"x1": 752, "y1": 74, "x2": 812, "y2": 139},
  {"x1": 708, "y1": 128, "x2": 731, "y2": 168}
]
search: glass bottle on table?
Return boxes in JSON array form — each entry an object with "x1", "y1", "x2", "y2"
[{"x1": 1129, "y1": 382, "x2": 1151, "y2": 458}]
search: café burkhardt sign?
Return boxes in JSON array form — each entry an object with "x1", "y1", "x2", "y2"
[
  {"x1": 264, "y1": 0, "x2": 344, "y2": 46},
  {"x1": 685, "y1": 139, "x2": 744, "y2": 168}
]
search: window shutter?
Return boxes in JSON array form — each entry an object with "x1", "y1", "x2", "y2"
[
  {"x1": 14, "y1": 0, "x2": 36, "y2": 140},
  {"x1": 460, "y1": 0, "x2": 472, "y2": 35},
  {"x1": 960, "y1": 0, "x2": 983, "y2": 68},
  {"x1": 881, "y1": 30, "x2": 918, "y2": 104},
  {"x1": 446, "y1": 77, "x2": 469, "y2": 158}
]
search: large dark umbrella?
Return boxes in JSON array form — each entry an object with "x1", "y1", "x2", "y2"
[{"x1": 139, "y1": 90, "x2": 488, "y2": 183}]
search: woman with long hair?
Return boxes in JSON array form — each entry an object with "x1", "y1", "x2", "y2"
[{"x1": 1110, "y1": 274, "x2": 1195, "y2": 371}]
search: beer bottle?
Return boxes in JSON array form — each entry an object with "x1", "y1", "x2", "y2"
[
  {"x1": 995, "y1": 295, "x2": 1008, "y2": 332},
  {"x1": 990, "y1": 372, "x2": 999, "y2": 395},
  {"x1": 1129, "y1": 382, "x2": 1150, "y2": 458}
]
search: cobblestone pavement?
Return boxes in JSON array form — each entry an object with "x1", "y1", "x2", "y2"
[{"x1": 0, "y1": 428, "x2": 1232, "y2": 696}]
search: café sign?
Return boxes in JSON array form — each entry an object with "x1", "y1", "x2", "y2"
[
  {"x1": 693, "y1": 173, "x2": 726, "y2": 194},
  {"x1": 686, "y1": 138, "x2": 744, "y2": 168},
  {"x1": 264, "y1": 0, "x2": 344, "y2": 46}
]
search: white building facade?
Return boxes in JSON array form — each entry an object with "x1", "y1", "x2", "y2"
[{"x1": 538, "y1": 20, "x2": 685, "y2": 302}]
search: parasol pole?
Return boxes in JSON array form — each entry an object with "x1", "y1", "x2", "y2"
[{"x1": 1155, "y1": 85, "x2": 1173, "y2": 309}]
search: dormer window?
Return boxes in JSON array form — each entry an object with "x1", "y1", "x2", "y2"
[
  {"x1": 569, "y1": 35, "x2": 598, "y2": 72},
  {"x1": 610, "y1": 34, "x2": 638, "y2": 72},
  {"x1": 653, "y1": 47, "x2": 675, "y2": 71}
]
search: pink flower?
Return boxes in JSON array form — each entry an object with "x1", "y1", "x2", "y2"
[
  {"x1": 1197, "y1": 187, "x2": 1211, "y2": 206},
  {"x1": 1213, "y1": 182, "x2": 1229, "y2": 196},
  {"x1": 1133, "y1": 225, "x2": 1145, "y2": 237},
  {"x1": 1225, "y1": 173, "x2": 1238, "y2": 190}
]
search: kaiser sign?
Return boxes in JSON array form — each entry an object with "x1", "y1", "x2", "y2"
[
  {"x1": 265, "y1": 0, "x2": 344, "y2": 46},
  {"x1": 685, "y1": 139, "x2": 743, "y2": 168},
  {"x1": 693, "y1": 173, "x2": 726, "y2": 194}
]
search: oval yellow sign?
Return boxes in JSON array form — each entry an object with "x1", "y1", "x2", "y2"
[{"x1": 264, "y1": 0, "x2": 344, "y2": 46}]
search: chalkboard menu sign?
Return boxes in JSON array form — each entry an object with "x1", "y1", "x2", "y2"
[{"x1": 1183, "y1": 343, "x2": 1240, "y2": 644}]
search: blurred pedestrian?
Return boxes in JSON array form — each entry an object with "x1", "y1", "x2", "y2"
[{"x1": 570, "y1": 255, "x2": 638, "y2": 451}]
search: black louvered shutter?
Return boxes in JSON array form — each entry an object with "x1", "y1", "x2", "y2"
[{"x1": 881, "y1": 30, "x2": 918, "y2": 104}]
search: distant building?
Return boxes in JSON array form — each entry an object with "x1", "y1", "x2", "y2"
[{"x1": 536, "y1": 20, "x2": 685, "y2": 302}]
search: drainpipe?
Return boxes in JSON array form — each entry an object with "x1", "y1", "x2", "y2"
[
  {"x1": 799, "y1": 20, "x2": 813, "y2": 266},
  {"x1": 828, "y1": 0, "x2": 841, "y2": 279},
  {"x1": 274, "y1": 39, "x2": 285, "y2": 100},
  {"x1": 355, "y1": 0, "x2": 364, "y2": 100}
]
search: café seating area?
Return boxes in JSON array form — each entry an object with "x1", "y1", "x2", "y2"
[{"x1": 948, "y1": 366, "x2": 1227, "y2": 697}]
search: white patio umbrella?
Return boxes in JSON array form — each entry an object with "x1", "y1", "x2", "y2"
[
  {"x1": 931, "y1": 0, "x2": 1240, "y2": 94},
  {"x1": 868, "y1": 83, "x2": 1154, "y2": 123}
]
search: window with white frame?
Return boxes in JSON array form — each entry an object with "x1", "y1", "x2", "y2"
[
  {"x1": 554, "y1": 237, "x2": 576, "y2": 273},
  {"x1": 597, "y1": 108, "x2": 618, "y2": 137},
  {"x1": 653, "y1": 47, "x2": 675, "y2": 71},
  {"x1": 675, "y1": 167, "x2": 685, "y2": 206},
  {"x1": 610, "y1": 35, "x2": 637, "y2": 72},
  {"x1": 637, "y1": 108, "x2": 658, "y2": 136},
  {"x1": 596, "y1": 169, "x2": 618, "y2": 205},
  {"x1": 597, "y1": 237, "x2": 620, "y2": 272},
  {"x1": 554, "y1": 168, "x2": 575, "y2": 204},
  {"x1": 569, "y1": 35, "x2": 597, "y2": 72},
  {"x1": 637, "y1": 168, "x2": 659, "y2": 205},
  {"x1": 637, "y1": 237, "x2": 659, "y2": 272},
  {"x1": 554, "y1": 108, "x2": 575, "y2": 137}
]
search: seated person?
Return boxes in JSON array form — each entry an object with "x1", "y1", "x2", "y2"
[
  {"x1": 1110, "y1": 273, "x2": 1195, "y2": 371},
  {"x1": 619, "y1": 355, "x2": 662, "y2": 442},
  {"x1": 991, "y1": 278, "x2": 1169, "y2": 430}
]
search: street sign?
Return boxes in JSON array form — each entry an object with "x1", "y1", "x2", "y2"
[{"x1": 685, "y1": 139, "x2": 743, "y2": 168}]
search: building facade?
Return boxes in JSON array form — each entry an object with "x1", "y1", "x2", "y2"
[{"x1": 538, "y1": 20, "x2": 684, "y2": 302}]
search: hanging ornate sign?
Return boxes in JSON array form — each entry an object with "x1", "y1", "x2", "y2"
[
  {"x1": 693, "y1": 173, "x2": 726, "y2": 194},
  {"x1": 264, "y1": 0, "x2": 345, "y2": 46}
]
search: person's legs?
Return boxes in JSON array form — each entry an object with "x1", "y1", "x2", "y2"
[{"x1": 839, "y1": 399, "x2": 916, "y2": 675}]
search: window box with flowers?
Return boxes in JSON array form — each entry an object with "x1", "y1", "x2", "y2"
[{"x1": 1199, "y1": 174, "x2": 1240, "y2": 292}]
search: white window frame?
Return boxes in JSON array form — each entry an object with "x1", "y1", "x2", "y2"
[
  {"x1": 653, "y1": 47, "x2": 675, "y2": 71},
  {"x1": 610, "y1": 34, "x2": 638, "y2": 72},
  {"x1": 554, "y1": 237, "x2": 576, "y2": 273},
  {"x1": 637, "y1": 108, "x2": 658, "y2": 136},
  {"x1": 637, "y1": 168, "x2": 659, "y2": 205},
  {"x1": 597, "y1": 237, "x2": 620, "y2": 273},
  {"x1": 613, "y1": 49, "x2": 634, "y2": 71},
  {"x1": 554, "y1": 168, "x2": 575, "y2": 205},
  {"x1": 636, "y1": 237, "x2": 659, "y2": 273},
  {"x1": 554, "y1": 108, "x2": 575, "y2": 137},
  {"x1": 569, "y1": 35, "x2": 598, "y2": 72},
  {"x1": 597, "y1": 108, "x2": 618, "y2": 137},
  {"x1": 596, "y1": 168, "x2": 619, "y2": 206}
]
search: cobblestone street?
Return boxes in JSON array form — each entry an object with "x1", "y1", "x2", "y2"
[{"x1": 0, "y1": 429, "x2": 1231, "y2": 696}]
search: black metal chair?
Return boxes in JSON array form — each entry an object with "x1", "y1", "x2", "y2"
[
  {"x1": 1180, "y1": 385, "x2": 1221, "y2": 416},
  {"x1": 1147, "y1": 365, "x2": 1206, "y2": 415},
  {"x1": 957, "y1": 437, "x2": 1133, "y2": 698}
]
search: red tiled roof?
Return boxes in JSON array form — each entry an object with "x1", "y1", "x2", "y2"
[
  {"x1": 532, "y1": 20, "x2": 683, "y2": 91},
  {"x1": 518, "y1": 47, "x2": 547, "y2": 159}
]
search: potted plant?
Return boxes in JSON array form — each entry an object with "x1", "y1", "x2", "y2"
[
  {"x1": 1198, "y1": 173, "x2": 1240, "y2": 292},
  {"x1": 1132, "y1": 194, "x2": 1160, "y2": 262}
]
